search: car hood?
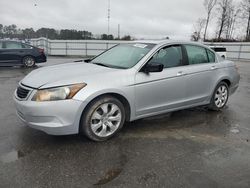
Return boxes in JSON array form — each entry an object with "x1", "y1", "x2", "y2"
[{"x1": 21, "y1": 62, "x2": 120, "y2": 88}]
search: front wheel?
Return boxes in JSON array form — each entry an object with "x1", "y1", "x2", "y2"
[
  {"x1": 23, "y1": 56, "x2": 35, "y2": 67},
  {"x1": 209, "y1": 82, "x2": 229, "y2": 111},
  {"x1": 80, "y1": 96, "x2": 125, "y2": 141}
]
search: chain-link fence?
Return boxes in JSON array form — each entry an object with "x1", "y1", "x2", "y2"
[
  {"x1": 30, "y1": 37, "x2": 128, "y2": 57},
  {"x1": 206, "y1": 42, "x2": 250, "y2": 61},
  {"x1": 30, "y1": 38, "x2": 250, "y2": 61}
]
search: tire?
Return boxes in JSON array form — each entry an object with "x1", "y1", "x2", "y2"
[
  {"x1": 80, "y1": 96, "x2": 125, "y2": 141},
  {"x1": 23, "y1": 56, "x2": 35, "y2": 67},
  {"x1": 208, "y1": 81, "x2": 229, "y2": 111}
]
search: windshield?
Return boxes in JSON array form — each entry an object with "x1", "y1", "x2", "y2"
[{"x1": 91, "y1": 43, "x2": 155, "y2": 69}]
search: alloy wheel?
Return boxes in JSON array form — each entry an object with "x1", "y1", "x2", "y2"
[
  {"x1": 90, "y1": 103, "x2": 122, "y2": 137},
  {"x1": 214, "y1": 85, "x2": 228, "y2": 108},
  {"x1": 24, "y1": 57, "x2": 35, "y2": 67}
]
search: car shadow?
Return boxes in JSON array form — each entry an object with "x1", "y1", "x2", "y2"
[{"x1": 121, "y1": 105, "x2": 233, "y2": 138}]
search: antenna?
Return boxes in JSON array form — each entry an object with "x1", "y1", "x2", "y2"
[{"x1": 107, "y1": 0, "x2": 111, "y2": 36}]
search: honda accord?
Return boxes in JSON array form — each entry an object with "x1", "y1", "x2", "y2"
[{"x1": 14, "y1": 40, "x2": 240, "y2": 141}]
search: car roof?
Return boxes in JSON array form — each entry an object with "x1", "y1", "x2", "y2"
[
  {"x1": 132, "y1": 40, "x2": 210, "y2": 49},
  {"x1": 209, "y1": 46, "x2": 226, "y2": 48},
  {"x1": 0, "y1": 40, "x2": 33, "y2": 45},
  {"x1": 0, "y1": 40, "x2": 21, "y2": 43}
]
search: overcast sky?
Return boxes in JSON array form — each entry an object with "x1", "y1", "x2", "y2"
[{"x1": 0, "y1": 0, "x2": 242, "y2": 39}]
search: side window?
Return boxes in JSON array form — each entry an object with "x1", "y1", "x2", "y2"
[
  {"x1": 185, "y1": 45, "x2": 209, "y2": 65},
  {"x1": 149, "y1": 46, "x2": 183, "y2": 68},
  {"x1": 0, "y1": 42, "x2": 3, "y2": 49},
  {"x1": 206, "y1": 49, "x2": 216, "y2": 62},
  {"x1": 5, "y1": 42, "x2": 22, "y2": 49}
]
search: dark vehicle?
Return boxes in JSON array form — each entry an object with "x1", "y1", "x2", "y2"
[{"x1": 0, "y1": 40, "x2": 46, "y2": 67}]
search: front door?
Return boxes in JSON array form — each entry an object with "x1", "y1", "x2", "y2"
[{"x1": 135, "y1": 45, "x2": 188, "y2": 117}]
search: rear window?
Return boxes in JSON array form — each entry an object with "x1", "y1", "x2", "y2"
[{"x1": 22, "y1": 43, "x2": 32, "y2": 49}]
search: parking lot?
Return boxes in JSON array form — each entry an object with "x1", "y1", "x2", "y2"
[{"x1": 0, "y1": 57, "x2": 250, "y2": 187}]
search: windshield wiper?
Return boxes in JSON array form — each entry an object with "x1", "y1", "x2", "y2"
[
  {"x1": 93, "y1": 63, "x2": 109, "y2": 67},
  {"x1": 92, "y1": 62, "x2": 111, "y2": 68},
  {"x1": 92, "y1": 62, "x2": 127, "y2": 69},
  {"x1": 74, "y1": 58, "x2": 93, "y2": 63}
]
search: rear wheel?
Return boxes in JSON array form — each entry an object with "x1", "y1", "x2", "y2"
[
  {"x1": 23, "y1": 56, "x2": 35, "y2": 67},
  {"x1": 80, "y1": 96, "x2": 125, "y2": 141},
  {"x1": 209, "y1": 82, "x2": 229, "y2": 111}
]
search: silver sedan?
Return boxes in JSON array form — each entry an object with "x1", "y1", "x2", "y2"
[{"x1": 14, "y1": 40, "x2": 240, "y2": 141}]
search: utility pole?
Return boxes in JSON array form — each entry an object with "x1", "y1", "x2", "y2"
[
  {"x1": 107, "y1": 0, "x2": 111, "y2": 37},
  {"x1": 118, "y1": 24, "x2": 120, "y2": 39}
]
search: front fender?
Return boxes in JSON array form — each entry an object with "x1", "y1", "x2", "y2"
[{"x1": 74, "y1": 87, "x2": 135, "y2": 121}]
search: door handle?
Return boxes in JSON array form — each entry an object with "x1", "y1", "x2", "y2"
[
  {"x1": 211, "y1": 65, "x2": 217, "y2": 70},
  {"x1": 177, "y1": 71, "x2": 186, "y2": 76}
]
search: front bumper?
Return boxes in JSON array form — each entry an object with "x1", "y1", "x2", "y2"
[{"x1": 14, "y1": 97, "x2": 85, "y2": 135}]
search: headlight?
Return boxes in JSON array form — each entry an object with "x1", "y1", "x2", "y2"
[{"x1": 32, "y1": 83, "x2": 86, "y2": 102}]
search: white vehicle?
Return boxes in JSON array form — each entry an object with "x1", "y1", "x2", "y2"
[{"x1": 210, "y1": 46, "x2": 227, "y2": 59}]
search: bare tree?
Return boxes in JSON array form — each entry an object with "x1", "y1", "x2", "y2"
[
  {"x1": 203, "y1": 0, "x2": 217, "y2": 41},
  {"x1": 241, "y1": 0, "x2": 250, "y2": 40},
  {"x1": 230, "y1": 8, "x2": 240, "y2": 39},
  {"x1": 225, "y1": 4, "x2": 240, "y2": 39},
  {"x1": 217, "y1": 0, "x2": 233, "y2": 40},
  {"x1": 191, "y1": 18, "x2": 206, "y2": 41}
]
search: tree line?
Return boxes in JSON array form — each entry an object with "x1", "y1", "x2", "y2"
[
  {"x1": 191, "y1": 0, "x2": 250, "y2": 42},
  {"x1": 0, "y1": 24, "x2": 131, "y2": 41}
]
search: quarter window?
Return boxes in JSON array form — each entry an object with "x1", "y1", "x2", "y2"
[
  {"x1": 5, "y1": 42, "x2": 22, "y2": 49},
  {"x1": 206, "y1": 49, "x2": 216, "y2": 62},
  {"x1": 149, "y1": 46, "x2": 183, "y2": 68},
  {"x1": 185, "y1": 45, "x2": 209, "y2": 65}
]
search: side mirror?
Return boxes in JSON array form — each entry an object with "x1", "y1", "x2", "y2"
[{"x1": 143, "y1": 63, "x2": 164, "y2": 73}]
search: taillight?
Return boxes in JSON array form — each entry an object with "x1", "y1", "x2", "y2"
[{"x1": 38, "y1": 48, "x2": 44, "y2": 54}]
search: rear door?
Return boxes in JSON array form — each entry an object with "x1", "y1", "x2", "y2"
[
  {"x1": 183, "y1": 44, "x2": 218, "y2": 105},
  {"x1": 135, "y1": 45, "x2": 188, "y2": 117}
]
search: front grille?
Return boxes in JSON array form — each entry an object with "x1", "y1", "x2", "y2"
[{"x1": 16, "y1": 86, "x2": 30, "y2": 99}]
